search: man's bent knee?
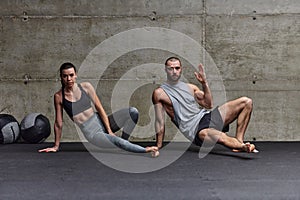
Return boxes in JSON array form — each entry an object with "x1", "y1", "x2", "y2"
[
  {"x1": 238, "y1": 96, "x2": 253, "y2": 110},
  {"x1": 198, "y1": 128, "x2": 226, "y2": 144},
  {"x1": 241, "y1": 96, "x2": 252, "y2": 105},
  {"x1": 198, "y1": 129, "x2": 209, "y2": 141}
]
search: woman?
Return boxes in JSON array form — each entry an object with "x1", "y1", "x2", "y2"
[{"x1": 39, "y1": 62, "x2": 159, "y2": 157}]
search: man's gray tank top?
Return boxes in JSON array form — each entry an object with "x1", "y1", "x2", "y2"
[{"x1": 160, "y1": 81, "x2": 210, "y2": 141}]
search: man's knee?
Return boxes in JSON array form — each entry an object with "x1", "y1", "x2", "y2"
[
  {"x1": 198, "y1": 129, "x2": 209, "y2": 141},
  {"x1": 198, "y1": 128, "x2": 226, "y2": 144},
  {"x1": 241, "y1": 96, "x2": 253, "y2": 110}
]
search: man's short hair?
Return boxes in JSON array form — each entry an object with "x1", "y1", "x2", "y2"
[{"x1": 165, "y1": 57, "x2": 182, "y2": 66}]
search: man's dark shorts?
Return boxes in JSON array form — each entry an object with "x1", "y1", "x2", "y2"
[{"x1": 193, "y1": 106, "x2": 229, "y2": 146}]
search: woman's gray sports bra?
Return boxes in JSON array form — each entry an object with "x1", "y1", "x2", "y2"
[{"x1": 62, "y1": 84, "x2": 92, "y2": 119}]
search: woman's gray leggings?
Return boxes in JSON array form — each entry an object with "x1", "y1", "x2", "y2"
[{"x1": 79, "y1": 107, "x2": 146, "y2": 153}]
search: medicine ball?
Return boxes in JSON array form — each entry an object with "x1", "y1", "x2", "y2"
[
  {"x1": 0, "y1": 114, "x2": 20, "y2": 144},
  {"x1": 20, "y1": 113, "x2": 51, "y2": 143}
]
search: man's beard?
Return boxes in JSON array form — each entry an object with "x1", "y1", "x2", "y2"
[{"x1": 168, "y1": 74, "x2": 181, "y2": 82}]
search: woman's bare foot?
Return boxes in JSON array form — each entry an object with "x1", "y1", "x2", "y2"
[{"x1": 146, "y1": 146, "x2": 160, "y2": 157}]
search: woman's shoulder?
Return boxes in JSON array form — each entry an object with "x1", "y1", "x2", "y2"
[
  {"x1": 54, "y1": 89, "x2": 63, "y2": 103},
  {"x1": 80, "y1": 82, "x2": 93, "y2": 89},
  {"x1": 80, "y1": 81, "x2": 92, "y2": 86},
  {"x1": 54, "y1": 89, "x2": 62, "y2": 97},
  {"x1": 79, "y1": 82, "x2": 95, "y2": 95}
]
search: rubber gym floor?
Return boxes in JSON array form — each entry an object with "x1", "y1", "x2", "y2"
[{"x1": 1, "y1": 142, "x2": 300, "y2": 200}]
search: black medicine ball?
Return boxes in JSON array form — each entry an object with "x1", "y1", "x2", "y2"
[
  {"x1": 20, "y1": 113, "x2": 51, "y2": 143},
  {"x1": 0, "y1": 114, "x2": 20, "y2": 144}
]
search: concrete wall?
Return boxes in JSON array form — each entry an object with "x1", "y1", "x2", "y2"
[{"x1": 0, "y1": 0, "x2": 299, "y2": 142}]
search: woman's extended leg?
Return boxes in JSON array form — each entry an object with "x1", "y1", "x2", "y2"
[
  {"x1": 105, "y1": 134, "x2": 146, "y2": 153},
  {"x1": 81, "y1": 113, "x2": 159, "y2": 156},
  {"x1": 92, "y1": 133, "x2": 158, "y2": 155}
]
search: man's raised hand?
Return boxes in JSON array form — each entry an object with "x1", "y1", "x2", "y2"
[{"x1": 194, "y1": 64, "x2": 207, "y2": 84}]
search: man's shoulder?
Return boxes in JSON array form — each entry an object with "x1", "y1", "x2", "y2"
[
  {"x1": 186, "y1": 83, "x2": 199, "y2": 93},
  {"x1": 186, "y1": 82, "x2": 197, "y2": 88},
  {"x1": 152, "y1": 86, "x2": 167, "y2": 102},
  {"x1": 153, "y1": 86, "x2": 165, "y2": 95}
]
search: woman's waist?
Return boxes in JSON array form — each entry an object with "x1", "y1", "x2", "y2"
[{"x1": 73, "y1": 108, "x2": 95, "y2": 126}]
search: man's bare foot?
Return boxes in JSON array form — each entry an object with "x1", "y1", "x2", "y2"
[
  {"x1": 233, "y1": 142, "x2": 259, "y2": 153},
  {"x1": 243, "y1": 142, "x2": 258, "y2": 153},
  {"x1": 146, "y1": 146, "x2": 160, "y2": 157}
]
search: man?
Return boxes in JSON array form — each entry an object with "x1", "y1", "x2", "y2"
[{"x1": 152, "y1": 57, "x2": 258, "y2": 153}]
